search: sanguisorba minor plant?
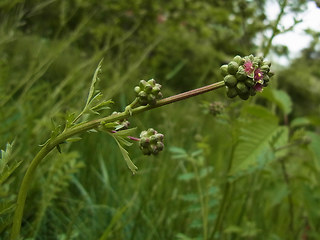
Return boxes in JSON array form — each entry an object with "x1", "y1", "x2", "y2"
[{"x1": 9, "y1": 54, "x2": 273, "y2": 239}]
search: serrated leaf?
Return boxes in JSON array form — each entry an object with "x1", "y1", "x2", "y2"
[{"x1": 230, "y1": 110, "x2": 280, "y2": 177}]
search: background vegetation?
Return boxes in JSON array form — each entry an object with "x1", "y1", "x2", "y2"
[{"x1": 1, "y1": 0, "x2": 320, "y2": 239}]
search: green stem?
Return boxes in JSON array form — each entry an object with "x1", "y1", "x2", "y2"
[
  {"x1": 10, "y1": 81, "x2": 225, "y2": 240},
  {"x1": 263, "y1": 0, "x2": 288, "y2": 56},
  {"x1": 191, "y1": 157, "x2": 208, "y2": 240},
  {"x1": 209, "y1": 140, "x2": 236, "y2": 240}
]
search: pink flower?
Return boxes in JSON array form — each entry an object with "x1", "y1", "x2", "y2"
[
  {"x1": 254, "y1": 69, "x2": 264, "y2": 81},
  {"x1": 253, "y1": 83, "x2": 263, "y2": 92},
  {"x1": 244, "y1": 61, "x2": 254, "y2": 74}
]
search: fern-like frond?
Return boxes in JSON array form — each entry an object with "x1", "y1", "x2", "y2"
[{"x1": 230, "y1": 108, "x2": 285, "y2": 178}]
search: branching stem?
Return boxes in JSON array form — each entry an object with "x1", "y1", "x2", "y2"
[{"x1": 10, "y1": 81, "x2": 225, "y2": 240}]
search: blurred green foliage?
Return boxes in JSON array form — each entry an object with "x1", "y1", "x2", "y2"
[{"x1": 1, "y1": 0, "x2": 320, "y2": 239}]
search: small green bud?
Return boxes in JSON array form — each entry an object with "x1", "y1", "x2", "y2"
[
  {"x1": 253, "y1": 56, "x2": 262, "y2": 67},
  {"x1": 156, "y1": 142, "x2": 164, "y2": 151},
  {"x1": 263, "y1": 60, "x2": 271, "y2": 67},
  {"x1": 244, "y1": 78, "x2": 254, "y2": 88},
  {"x1": 134, "y1": 86, "x2": 141, "y2": 93},
  {"x1": 144, "y1": 84, "x2": 152, "y2": 93},
  {"x1": 138, "y1": 91, "x2": 147, "y2": 98},
  {"x1": 139, "y1": 80, "x2": 147, "y2": 88},
  {"x1": 228, "y1": 61, "x2": 239, "y2": 75},
  {"x1": 267, "y1": 72, "x2": 274, "y2": 78},
  {"x1": 152, "y1": 84, "x2": 161, "y2": 94},
  {"x1": 263, "y1": 75, "x2": 270, "y2": 83},
  {"x1": 236, "y1": 82, "x2": 248, "y2": 94},
  {"x1": 148, "y1": 79, "x2": 156, "y2": 85},
  {"x1": 233, "y1": 55, "x2": 245, "y2": 65},
  {"x1": 220, "y1": 64, "x2": 228, "y2": 76},
  {"x1": 260, "y1": 64, "x2": 270, "y2": 73},
  {"x1": 147, "y1": 94, "x2": 156, "y2": 102},
  {"x1": 227, "y1": 87, "x2": 238, "y2": 98},
  {"x1": 224, "y1": 75, "x2": 237, "y2": 87},
  {"x1": 235, "y1": 66, "x2": 247, "y2": 81}
]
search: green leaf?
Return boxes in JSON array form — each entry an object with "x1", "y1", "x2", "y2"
[
  {"x1": 178, "y1": 172, "x2": 196, "y2": 181},
  {"x1": 0, "y1": 142, "x2": 22, "y2": 185},
  {"x1": 230, "y1": 109, "x2": 281, "y2": 177},
  {"x1": 307, "y1": 131, "x2": 320, "y2": 166},
  {"x1": 261, "y1": 88, "x2": 292, "y2": 115},
  {"x1": 290, "y1": 117, "x2": 311, "y2": 128},
  {"x1": 113, "y1": 127, "x2": 137, "y2": 137},
  {"x1": 86, "y1": 59, "x2": 103, "y2": 107},
  {"x1": 169, "y1": 146, "x2": 188, "y2": 159},
  {"x1": 111, "y1": 134, "x2": 138, "y2": 174}
]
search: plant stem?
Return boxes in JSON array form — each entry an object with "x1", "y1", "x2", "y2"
[
  {"x1": 209, "y1": 140, "x2": 236, "y2": 240},
  {"x1": 263, "y1": 0, "x2": 288, "y2": 56},
  {"x1": 10, "y1": 81, "x2": 225, "y2": 240},
  {"x1": 279, "y1": 158, "x2": 295, "y2": 235}
]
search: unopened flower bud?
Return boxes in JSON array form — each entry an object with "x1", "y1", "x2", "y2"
[
  {"x1": 139, "y1": 128, "x2": 164, "y2": 155},
  {"x1": 135, "y1": 79, "x2": 163, "y2": 106},
  {"x1": 228, "y1": 61, "x2": 239, "y2": 75},
  {"x1": 233, "y1": 55, "x2": 245, "y2": 65},
  {"x1": 220, "y1": 65, "x2": 228, "y2": 76},
  {"x1": 227, "y1": 87, "x2": 238, "y2": 98},
  {"x1": 236, "y1": 82, "x2": 249, "y2": 95},
  {"x1": 224, "y1": 75, "x2": 237, "y2": 87}
]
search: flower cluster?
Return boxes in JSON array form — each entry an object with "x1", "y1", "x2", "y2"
[
  {"x1": 139, "y1": 128, "x2": 164, "y2": 155},
  {"x1": 111, "y1": 112, "x2": 130, "y2": 130},
  {"x1": 220, "y1": 55, "x2": 273, "y2": 100},
  {"x1": 209, "y1": 101, "x2": 225, "y2": 116},
  {"x1": 134, "y1": 79, "x2": 163, "y2": 105}
]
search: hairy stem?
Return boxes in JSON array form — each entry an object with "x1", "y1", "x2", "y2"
[{"x1": 10, "y1": 81, "x2": 225, "y2": 240}]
